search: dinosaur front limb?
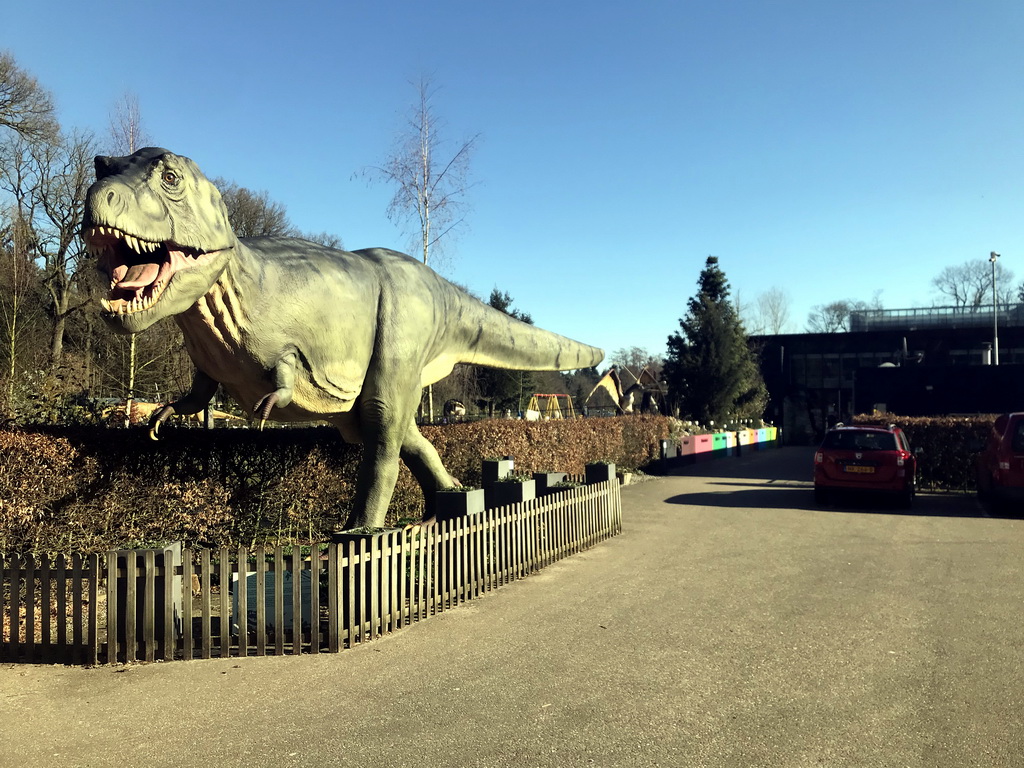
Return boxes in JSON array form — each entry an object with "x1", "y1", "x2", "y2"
[
  {"x1": 149, "y1": 370, "x2": 219, "y2": 440},
  {"x1": 253, "y1": 352, "x2": 297, "y2": 429}
]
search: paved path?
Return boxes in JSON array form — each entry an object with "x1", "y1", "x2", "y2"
[{"x1": 3, "y1": 448, "x2": 1023, "y2": 767}]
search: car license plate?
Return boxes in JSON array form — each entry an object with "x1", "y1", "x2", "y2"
[{"x1": 843, "y1": 464, "x2": 875, "y2": 474}]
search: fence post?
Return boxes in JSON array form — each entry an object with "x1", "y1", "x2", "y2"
[
  {"x1": 87, "y1": 554, "x2": 99, "y2": 666},
  {"x1": 6, "y1": 556, "x2": 20, "y2": 661},
  {"x1": 237, "y1": 546, "x2": 249, "y2": 658},
  {"x1": 219, "y1": 548, "x2": 231, "y2": 658},
  {"x1": 181, "y1": 550, "x2": 193, "y2": 661},
  {"x1": 327, "y1": 543, "x2": 340, "y2": 653}
]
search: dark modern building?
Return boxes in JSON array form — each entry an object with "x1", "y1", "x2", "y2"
[{"x1": 751, "y1": 305, "x2": 1024, "y2": 445}]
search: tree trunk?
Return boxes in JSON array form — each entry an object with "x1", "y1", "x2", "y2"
[
  {"x1": 124, "y1": 333, "x2": 137, "y2": 428},
  {"x1": 5, "y1": 311, "x2": 15, "y2": 405},
  {"x1": 49, "y1": 311, "x2": 65, "y2": 366}
]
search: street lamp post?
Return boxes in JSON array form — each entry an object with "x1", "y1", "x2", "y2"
[{"x1": 990, "y1": 251, "x2": 1001, "y2": 366}]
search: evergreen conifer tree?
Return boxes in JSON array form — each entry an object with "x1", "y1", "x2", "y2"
[
  {"x1": 664, "y1": 257, "x2": 767, "y2": 424},
  {"x1": 475, "y1": 289, "x2": 536, "y2": 416}
]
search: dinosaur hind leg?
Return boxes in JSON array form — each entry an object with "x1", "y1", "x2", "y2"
[
  {"x1": 344, "y1": 392, "x2": 427, "y2": 530},
  {"x1": 400, "y1": 422, "x2": 459, "y2": 516}
]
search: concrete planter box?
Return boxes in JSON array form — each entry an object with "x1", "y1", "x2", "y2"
[
  {"x1": 585, "y1": 462, "x2": 616, "y2": 485},
  {"x1": 488, "y1": 478, "x2": 536, "y2": 508},
  {"x1": 533, "y1": 472, "x2": 568, "y2": 495},
  {"x1": 482, "y1": 458, "x2": 515, "y2": 487},
  {"x1": 435, "y1": 488, "x2": 486, "y2": 521}
]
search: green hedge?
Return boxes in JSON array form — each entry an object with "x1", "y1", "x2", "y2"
[
  {"x1": 0, "y1": 415, "x2": 672, "y2": 554},
  {"x1": 851, "y1": 413, "x2": 995, "y2": 491}
]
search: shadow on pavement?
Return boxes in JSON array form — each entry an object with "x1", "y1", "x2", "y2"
[
  {"x1": 663, "y1": 480, "x2": 1010, "y2": 520},
  {"x1": 656, "y1": 446, "x2": 1022, "y2": 519},
  {"x1": 666, "y1": 448, "x2": 812, "y2": 483}
]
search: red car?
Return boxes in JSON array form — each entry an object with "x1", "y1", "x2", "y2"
[
  {"x1": 813, "y1": 424, "x2": 918, "y2": 507},
  {"x1": 975, "y1": 412, "x2": 1024, "y2": 508}
]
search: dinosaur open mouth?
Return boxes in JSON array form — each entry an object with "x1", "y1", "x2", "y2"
[{"x1": 83, "y1": 225, "x2": 218, "y2": 315}]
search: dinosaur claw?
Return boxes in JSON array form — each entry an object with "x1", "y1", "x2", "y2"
[
  {"x1": 148, "y1": 404, "x2": 175, "y2": 441},
  {"x1": 253, "y1": 392, "x2": 280, "y2": 424}
]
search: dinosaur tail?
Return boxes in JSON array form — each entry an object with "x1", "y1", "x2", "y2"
[{"x1": 454, "y1": 298, "x2": 604, "y2": 372}]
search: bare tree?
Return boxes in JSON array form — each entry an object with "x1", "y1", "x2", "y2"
[
  {"x1": 365, "y1": 78, "x2": 479, "y2": 271},
  {"x1": 806, "y1": 299, "x2": 865, "y2": 333},
  {"x1": 0, "y1": 204, "x2": 46, "y2": 407},
  {"x1": 108, "y1": 92, "x2": 149, "y2": 158},
  {"x1": 609, "y1": 346, "x2": 664, "y2": 379},
  {"x1": 213, "y1": 179, "x2": 296, "y2": 238},
  {"x1": 107, "y1": 92, "x2": 152, "y2": 425},
  {"x1": 0, "y1": 52, "x2": 57, "y2": 142},
  {"x1": 0, "y1": 52, "x2": 59, "y2": 402},
  {"x1": 32, "y1": 128, "x2": 99, "y2": 364},
  {"x1": 932, "y1": 259, "x2": 1015, "y2": 311},
  {"x1": 755, "y1": 287, "x2": 792, "y2": 334},
  {"x1": 0, "y1": 135, "x2": 47, "y2": 406},
  {"x1": 302, "y1": 231, "x2": 344, "y2": 249},
  {"x1": 362, "y1": 77, "x2": 480, "y2": 421}
]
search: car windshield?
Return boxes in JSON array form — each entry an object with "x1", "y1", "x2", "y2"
[{"x1": 822, "y1": 430, "x2": 897, "y2": 452}]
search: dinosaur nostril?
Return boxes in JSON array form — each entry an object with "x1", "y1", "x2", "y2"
[{"x1": 107, "y1": 190, "x2": 116, "y2": 204}]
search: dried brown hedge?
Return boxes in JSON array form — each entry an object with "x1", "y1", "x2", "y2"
[
  {"x1": 0, "y1": 416, "x2": 672, "y2": 554},
  {"x1": 851, "y1": 413, "x2": 995, "y2": 491}
]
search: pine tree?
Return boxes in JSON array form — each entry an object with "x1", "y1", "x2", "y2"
[
  {"x1": 664, "y1": 257, "x2": 767, "y2": 424},
  {"x1": 475, "y1": 289, "x2": 535, "y2": 416}
]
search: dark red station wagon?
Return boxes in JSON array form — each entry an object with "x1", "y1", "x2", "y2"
[
  {"x1": 813, "y1": 424, "x2": 918, "y2": 507},
  {"x1": 976, "y1": 412, "x2": 1024, "y2": 508}
]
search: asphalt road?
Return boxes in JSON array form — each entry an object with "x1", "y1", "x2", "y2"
[{"x1": 3, "y1": 447, "x2": 1023, "y2": 767}]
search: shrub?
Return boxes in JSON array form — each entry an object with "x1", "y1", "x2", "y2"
[{"x1": 0, "y1": 415, "x2": 673, "y2": 553}]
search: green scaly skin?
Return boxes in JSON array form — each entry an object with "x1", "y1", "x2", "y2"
[{"x1": 82, "y1": 147, "x2": 604, "y2": 529}]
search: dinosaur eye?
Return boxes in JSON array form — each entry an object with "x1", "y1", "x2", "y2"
[{"x1": 162, "y1": 170, "x2": 179, "y2": 185}]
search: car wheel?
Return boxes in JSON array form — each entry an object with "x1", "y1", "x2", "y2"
[
  {"x1": 814, "y1": 486, "x2": 829, "y2": 506},
  {"x1": 976, "y1": 468, "x2": 991, "y2": 501},
  {"x1": 898, "y1": 483, "x2": 915, "y2": 509}
]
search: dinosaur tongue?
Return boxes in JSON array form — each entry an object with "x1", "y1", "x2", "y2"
[{"x1": 117, "y1": 262, "x2": 161, "y2": 289}]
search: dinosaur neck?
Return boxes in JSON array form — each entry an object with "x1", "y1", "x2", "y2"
[{"x1": 174, "y1": 243, "x2": 253, "y2": 374}]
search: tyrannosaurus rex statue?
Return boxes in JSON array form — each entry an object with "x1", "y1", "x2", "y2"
[{"x1": 82, "y1": 147, "x2": 604, "y2": 530}]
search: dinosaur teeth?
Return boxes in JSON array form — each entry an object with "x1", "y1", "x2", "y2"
[
  {"x1": 102, "y1": 277, "x2": 168, "y2": 316},
  {"x1": 123, "y1": 234, "x2": 161, "y2": 254},
  {"x1": 84, "y1": 225, "x2": 162, "y2": 255}
]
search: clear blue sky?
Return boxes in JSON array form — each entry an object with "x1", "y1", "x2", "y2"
[{"x1": 4, "y1": 0, "x2": 1024, "y2": 360}]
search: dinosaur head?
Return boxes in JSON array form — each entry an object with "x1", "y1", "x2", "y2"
[{"x1": 83, "y1": 147, "x2": 235, "y2": 334}]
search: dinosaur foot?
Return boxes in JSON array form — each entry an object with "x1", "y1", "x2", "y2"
[
  {"x1": 148, "y1": 405, "x2": 176, "y2": 441},
  {"x1": 253, "y1": 392, "x2": 279, "y2": 430}
]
